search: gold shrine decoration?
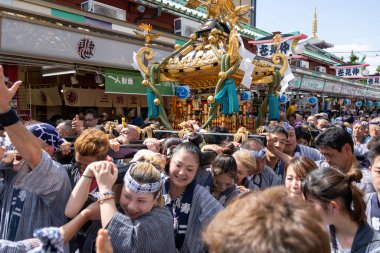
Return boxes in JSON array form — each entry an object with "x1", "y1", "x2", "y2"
[
  {"x1": 184, "y1": 0, "x2": 251, "y2": 28},
  {"x1": 133, "y1": 23, "x2": 161, "y2": 47}
]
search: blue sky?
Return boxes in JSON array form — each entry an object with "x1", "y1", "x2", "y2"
[{"x1": 256, "y1": 0, "x2": 380, "y2": 73}]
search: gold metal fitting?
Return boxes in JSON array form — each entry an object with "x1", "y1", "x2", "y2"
[
  {"x1": 218, "y1": 71, "x2": 227, "y2": 80},
  {"x1": 174, "y1": 44, "x2": 181, "y2": 50},
  {"x1": 142, "y1": 80, "x2": 151, "y2": 86},
  {"x1": 207, "y1": 95, "x2": 215, "y2": 103},
  {"x1": 190, "y1": 33, "x2": 197, "y2": 41},
  {"x1": 208, "y1": 35, "x2": 216, "y2": 43},
  {"x1": 154, "y1": 98, "x2": 161, "y2": 105}
]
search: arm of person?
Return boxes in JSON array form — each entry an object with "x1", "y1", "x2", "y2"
[
  {"x1": 0, "y1": 66, "x2": 42, "y2": 168},
  {"x1": 266, "y1": 136, "x2": 292, "y2": 167},
  {"x1": 72, "y1": 114, "x2": 83, "y2": 136},
  {"x1": 0, "y1": 238, "x2": 40, "y2": 252},
  {"x1": 60, "y1": 202, "x2": 100, "y2": 244},
  {"x1": 15, "y1": 153, "x2": 69, "y2": 204},
  {"x1": 4, "y1": 122, "x2": 42, "y2": 168},
  {"x1": 91, "y1": 161, "x2": 118, "y2": 228},
  {"x1": 65, "y1": 166, "x2": 96, "y2": 218}
]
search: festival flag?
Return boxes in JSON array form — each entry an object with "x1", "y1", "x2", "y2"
[
  {"x1": 63, "y1": 86, "x2": 96, "y2": 107},
  {"x1": 31, "y1": 87, "x2": 62, "y2": 106}
]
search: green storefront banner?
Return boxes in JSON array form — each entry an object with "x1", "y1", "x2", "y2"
[{"x1": 105, "y1": 68, "x2": 177, "y2": 96}]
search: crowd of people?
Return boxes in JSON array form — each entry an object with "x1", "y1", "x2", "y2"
[{"x1": 2, "y1": 65, "x2": 380, "y2": 252}]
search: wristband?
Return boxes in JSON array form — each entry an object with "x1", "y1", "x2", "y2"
[
  {"x1": 81, "y1": 174, "x2": 94, "y2": 179},
  {"x1": 0, "y1": 109, "x2": 20, "y2": 127},
  {"x1": 97, "y1": 191, "x2": 115, "y2": 203}
]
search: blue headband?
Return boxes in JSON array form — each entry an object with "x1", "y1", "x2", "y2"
[
  {"x1": 370, "y1": 121, "x2": 380, "y2": 126},
  {"x1": 26, "y1": 123, "x2": 64, "y2": 151},
  {"x1": 30, "y1": 227, "x2": 64, "y2": 253},
  {"x1": 251, "y1": 149, "x2": 266, "y2": 159}
]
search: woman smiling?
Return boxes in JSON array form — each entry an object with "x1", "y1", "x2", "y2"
[{"x1": 163, "y1": 142, "x2": 223, "y2": 253}]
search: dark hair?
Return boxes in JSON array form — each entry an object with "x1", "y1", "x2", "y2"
[
  {"x1": 343, "y1": 114, "x2": 354, "y2": 124},
  {"x1": 204, "y1": 126, "x2": 229, "y2": 144},
  {"x1": 240, "y1": 138, "x2": 264, "y2": 151},
  {"x1": 172, "y1": 142, "x2": 202, "y2": 165},
  {"x1": 295, "y1": 127, "x2": 312, "y2": 144},
  {"x1": 368, "y1": 142, "x2": 380, "y2": 164},
  {"x1": 186, "y1": 132, "x2": 204, "y2": 148},
  {"x1": 0, "y1": 124, "x2": 4, "y2": 131},
  {"x1": 221, "y1": 142, "x2": 237, "y2": 155},
  {"x1": 302, "y1": 167, "x2": 366, "y2": 224},
  {"x1": 161, "y1": 137, "x2": 182, "y2": 157},
  {"x1": 267, "y1": 125, "x2": 288, "y2": 139},
  {"x1": 212, "y1": 154, "x2": 237, "y2": 179},
  {"x1": 314, "y1": 127, "x2": 354, "y2": 153},
  {"x1": 49, "y1": 114, "x2": 63, "y2": 127},
  {"x1": 84, "y1": 109, "x2": 98, "y2": 119},
  {"x1": 367, "y1": 136, "x2": 380, "y2": 151},
  {"x1": 288, "y1": 114, "x2": 296, "y2": 120},
  {"x1": 334, "y1": 123, "x2": 347, "y2": 131}
]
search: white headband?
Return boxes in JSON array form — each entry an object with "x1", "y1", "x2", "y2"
[{"x1": 123, "y1": 164, "x2": 165, "y2": 193}]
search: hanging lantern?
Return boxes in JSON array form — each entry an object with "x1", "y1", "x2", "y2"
[
  {"x1": 241, "y1": 92, "x2": 249, "y2": 101},
  {"x1": 308, "y1": 96, "x2": 318, "y2": 105},
  {"x1": 343, "y1": 99, "x2": 350, "y2": 106},
  {"x1": 278, "y1": 94, "x2": 287, "y2": 104},
  {"x1": 175, "y1": 86, "x2": 190, "y2": 99}
]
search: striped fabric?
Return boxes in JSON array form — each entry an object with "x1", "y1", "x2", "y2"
[
  {"x1": 165, "y1": 184, "x2": 223, "y2": 253},
  {"x1": 293, "y1": 144, "x2": 325, "y2": 161},
  {"x1": 194, "y1": 167, "x2": 239, "y2": 207},
  {"x1": 107, "y1": 207, "x2": 176, "y2": 253},
  {"x1": 245, "y1": 165, "x2": 282, "y2": 190},
  {"x1": 0, "y1": 151, "x2": 72, "y2": 241}
]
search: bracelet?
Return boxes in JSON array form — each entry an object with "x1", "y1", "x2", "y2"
[
  {"x1": 0, "y1": 109, "x2": 20, "y2": 127},
  {"x1": 97, "y1": 191, "x2": 116, "y2": 203},
  {"x1": 81, "y1": 174, "x2": 94, "y2": 179}
]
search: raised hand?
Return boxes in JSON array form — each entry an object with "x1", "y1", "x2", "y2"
[
  {"x1": 72, "y1": 114, "x2": 83, "y2": 134},
  {"x1": 0, "y1": 66, "x2": 22, "y2": 113},
  {"x1": 89, "y1": 161, "x2": 118, "y2": 192},
  {"x1": 96, "y1": 229, "x2": 114, "y2": 253}
]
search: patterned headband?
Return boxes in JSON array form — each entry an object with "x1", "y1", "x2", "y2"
[
  {"x1": 370, "y1": 121, "x2": 380, "y2": 126},
  {"x1": 30, "y1": 227, "x2": 64, "y2": 253},
  {"x1": 353, "y1": 121, "x2": 363, "y2": 125},
  {"x1": 361, "y1": 122, "x2": 369, "y2": 127},
  {"x1": 124, "y1": 164, "x2": 165, "y2": 193},
  {"x1": 251, "y1": 149, "x2": 266, "y2": 159}
]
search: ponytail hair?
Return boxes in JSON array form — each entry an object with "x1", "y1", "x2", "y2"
[
  {"x1": 302, "y1": 167, "x2": 366, "y2": 224},
  {"x1": 211, "y1": 154, "x2": 237, "y2": 179},
  {"x1": 346, "y1": 169, "x2": 366, "y2": 224}
]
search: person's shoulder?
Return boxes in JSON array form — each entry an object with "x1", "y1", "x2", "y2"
[
  {"x1": 194, "y1": 184, "x2": 222, "y2": 206},
  {"x1": 263, "y1": 165, "x2": 278, "y2": 176},
  {"x1": 364, "y1": 192, "x2": 376, "y2": 205},
  {"x1": 298, "y1": 144, "x2": 320, "y2": 154},
  {"x1": 149, "y1": 206, "x2": 172, "y2": 218}
]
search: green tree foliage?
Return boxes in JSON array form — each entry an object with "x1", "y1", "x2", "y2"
[{"x1": 349, "y1": 50, "x2": 359, "y2": 64}]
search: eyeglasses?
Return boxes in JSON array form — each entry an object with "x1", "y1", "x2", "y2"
[{"x1": 84, "y1": 118, "x2": 94, "y2": 122}]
